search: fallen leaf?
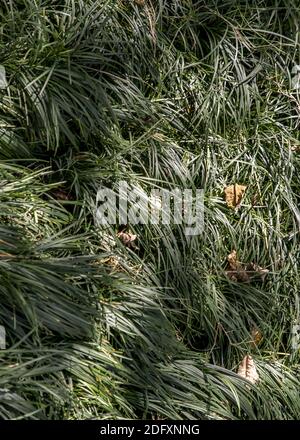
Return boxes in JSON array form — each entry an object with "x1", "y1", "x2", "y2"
[
  {"x1": 224, "y1": 184, "x2": 247, "y2": 209},
  {"x1": 245, "y1": 262, "x2": 269, "y2": 281},
  {"x1": 250, "y1": 327, "x2": 263, "y2": 347},
  {"x1": 226, "y1": 249, "x2": 250, "y2": 282},
  {"x1": 134, "y1": 0, "x2": 145, "y2": 4},
  {"x1": 117, "y1": 231, "x2": 137, "y2": 249},
  {"x1": 100, "y1": 256, "x2": 120, "y2": 268},
  {"x1": 237, "y1": 355, "x2": 259, "y2": 384},
  {"x1": 225, "y1": 250, "x2": 269, "y2": 283},
  {"x1": 51, "y1": 188, "x2": 73, "y2": 201},
  {"x1": 291, "y1": 145, "x2": 300, "y2": 152},
  {"x1": 227, "y1": 249, "x2": 238, "y2": 270}
]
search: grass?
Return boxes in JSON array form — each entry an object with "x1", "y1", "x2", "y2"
[{"x1": 0, "y1": 0, "x2": 299, "y2": 419}]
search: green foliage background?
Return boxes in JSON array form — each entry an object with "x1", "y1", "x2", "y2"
[{"x1": 0, "y1": 0, "x2": 299, "y2": 419}]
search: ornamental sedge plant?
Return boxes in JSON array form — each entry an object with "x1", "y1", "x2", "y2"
[{"x1": 0, "y1": 0, "x2": 299, "y2": 420}]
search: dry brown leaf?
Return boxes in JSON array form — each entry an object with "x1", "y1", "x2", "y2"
[
  {"x1": 226, "y1": 249, "x2": 250, "y2": 282},
  {"x1": 52, "y1": 188, "x2": 72, "y2": 201},
  {"x1": 99, "y1": 256, "x2": 120, "y2": 269},
  {"x1": 227, "y1": 250, "x2": 238, "y2": 270},
  {"x1": 245, "y1": 262, "x2": 269, "y2": 281},
  {"x1": 97, "y1": 256, "x2": 126, "y2": 273},
  {"x1": 117, "y1": 231, "x2": 137, "y2": 249},
  {"x1": 237, "y1": 355, "x2": 259, "y2": 384},
  {"x1": 134, "y1": 0, "x2": 145, "y2": 5},
  {"x1": 250, "y1": 327, "x2": 263, "y2": 347},
  {"x1": 224, "y1": 184, "x2": 247, "y2": 209},
  {"x1": 226, "y1": 250, "x2": 269, "y2": 283},
  {"x1": 226, "y1": 270, "x2": 249, "y2": 282},
  {"x1": 291, "y1": 144, "x2": 300, "y2": 152}
]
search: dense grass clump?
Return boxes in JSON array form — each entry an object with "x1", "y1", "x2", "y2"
[{"x1": 0, "y1": 0, "x2": 299, "y2": 419}]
